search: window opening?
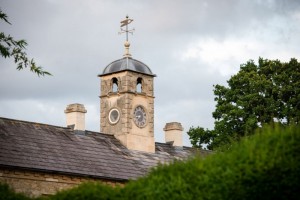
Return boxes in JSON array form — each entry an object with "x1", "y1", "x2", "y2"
[
  {"x1": 112, "y1": 78, "x2": 118, "y2": 92},
  {"x1": 136, "y1": 78, "x2": 142, "y2": 93}
]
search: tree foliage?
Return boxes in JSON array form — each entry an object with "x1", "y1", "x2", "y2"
[
  {"x1": 187, "y1": 126, "x2": 214, "y2": 149},
  {"x1": 0, "y1": 183, "x2": 30, "y2": 200},
  {"x1": 0, "y1": 8, "x2": 51, "y2": 76},
  {"x1": 2, "y1": 125, "x2": 300, "y2": 200},
  {"x1": 188, "y1": 58, "x2": 300, "y2": 150}
]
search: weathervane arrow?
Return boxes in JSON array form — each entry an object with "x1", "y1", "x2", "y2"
[
  {"x1": 119, "y1": 15, "x2": 135, "y2": 42},
  {"x1": 120, "y1": 18, "x2": 133, "y2": 27}
]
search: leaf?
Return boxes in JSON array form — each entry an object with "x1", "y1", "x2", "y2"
[{"x1": 0, "y1": 9, "x2": 51, "y2": 76}]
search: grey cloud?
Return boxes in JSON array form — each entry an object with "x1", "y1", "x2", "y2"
[{"x1": 1, "y1": 0, "x2": 299, "y2": 146}]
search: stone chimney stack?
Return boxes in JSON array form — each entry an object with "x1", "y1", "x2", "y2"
[
  {"x1": 164, "y1": 122, "x2": 184, "y2": 146},
  {"x1": 64, "y1": 104, "x2": 87, "y2": 131}
]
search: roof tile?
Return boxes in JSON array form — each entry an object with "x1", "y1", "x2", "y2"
[{"x1": 0, "y1": 117, "x2": 211, "y2": 181}]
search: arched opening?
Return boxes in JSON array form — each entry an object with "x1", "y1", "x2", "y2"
[
  {"x1": 112, "y1": 77, "x2": 118, "y2": 92},
  {"x1": 136, "y1": 77, "x2": 142, "y2": 93}
]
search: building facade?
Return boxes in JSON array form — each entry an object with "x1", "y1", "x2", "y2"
[{"x1": 0, "y1": 16, "x2": 211, "y2": 197}]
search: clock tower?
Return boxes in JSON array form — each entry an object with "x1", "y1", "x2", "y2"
[{"x1": 98, "y1": 16, "x2": 156, "y2": 153}]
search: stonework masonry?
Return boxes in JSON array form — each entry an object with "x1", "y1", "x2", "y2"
[
  {"x1": 64, "y1": 104, "x2": 87, "y2": 131},
  {"x1": 0, "y1": 168, "x2": 122, "y2": 197},
  {"x1": 100, "y1": 71, "x2": 155, "y2": 152},
  {"x1": 164, "y1": 122, "x2": 184, "y2": 146}
]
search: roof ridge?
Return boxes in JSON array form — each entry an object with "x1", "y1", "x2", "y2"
[{"x1": 0, "y1": 116, "x2": 70, "y2": 130}]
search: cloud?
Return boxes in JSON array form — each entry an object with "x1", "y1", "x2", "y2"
[
  {"x1": 1, "y1": 0, "x2": 299, "y2": 146},
  {"x1": 180, "y1": 38, "x2": 259, "y2": 76}
]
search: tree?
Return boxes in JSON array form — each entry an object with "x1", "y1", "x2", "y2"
[
  {"x1": 188, "y1": 58, "x2": 300, "y2": 150},
  {"x1": 187, "y1": 126, "x2": 214, "y2": 149},
  {"x1": 0, "y1": 8, "x2": 51, "y2": 76}
]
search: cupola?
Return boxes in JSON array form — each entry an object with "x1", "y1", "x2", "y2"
[{"x1": 98, "y1": 16, "x2": 156, "y2": 153}]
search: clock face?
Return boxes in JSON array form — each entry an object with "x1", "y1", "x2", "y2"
[
  {"x1": 133, "y1": 106, "x2": 147, "y2": 128},
  {"x1": 108, "y1": 108, "x2": 120, "y2": 124}
]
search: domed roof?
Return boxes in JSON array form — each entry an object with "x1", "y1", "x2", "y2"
[{"x1": 100, "y1": 57, "x2": 155, "y2": 77}]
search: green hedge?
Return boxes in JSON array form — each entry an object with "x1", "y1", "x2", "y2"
[
  {"x1": 0, "y1": 183, "x2": 30, "y2": 200},
  {"x1": 121, "y1": 125, "x2": 300, "y2": 200},
  {"x1": 44, "y1": 182, "x2": 118, "y2": 200},
  {"x1": 1, "y1": 125, "x2": 299, "y2": 200}
]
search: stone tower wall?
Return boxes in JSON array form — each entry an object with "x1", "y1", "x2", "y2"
[{"x1": 100, "y1": 71, "x2": 155, "y2": 152}]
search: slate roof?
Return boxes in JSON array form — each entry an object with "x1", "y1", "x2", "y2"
[
  {"x1": 0, "y1": 117, "x2": 211, "y2": 181},
  {"x1": 100, "y1": 57, "x2": 156, "y2": 77}
]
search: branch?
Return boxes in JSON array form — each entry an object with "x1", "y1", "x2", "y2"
[{"x1": 0, "y1": 8, "x2": 52, "y2": 76}]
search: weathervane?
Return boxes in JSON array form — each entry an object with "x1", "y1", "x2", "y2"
[
  {"x1": 119, "y1": 15, "x2": 135, "y2": 57},
  {"x1": 119, "y1": 15, "x2": 135, "y2": 41}
]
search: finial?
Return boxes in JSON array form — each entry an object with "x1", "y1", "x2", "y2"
[{"x1": 119, "y1": 15, "x2": 135, "y2": 58}]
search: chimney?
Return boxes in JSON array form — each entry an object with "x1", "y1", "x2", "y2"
[
  {"x1": 64, "y1": 103, "x2": 87, "y2": 131},
  {"x1": 163, "y1": 122, "x2": 184, "y2": 146}
]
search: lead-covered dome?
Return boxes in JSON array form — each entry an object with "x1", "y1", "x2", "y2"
[{"x1": 100, "y1": 57, "x2": 155, "y2": 77}]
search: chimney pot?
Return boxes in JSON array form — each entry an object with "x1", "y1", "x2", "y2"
[
  {"x1": 64, "y1": 103, "x2": 87, "y2": 131},
  {"x1": 164, "y1": 122, "x2": 184, "y2": 146}
]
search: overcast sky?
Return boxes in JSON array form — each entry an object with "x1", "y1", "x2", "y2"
[{"x1": 1, "y1": 0, "x2": 299, "y2": 146}]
